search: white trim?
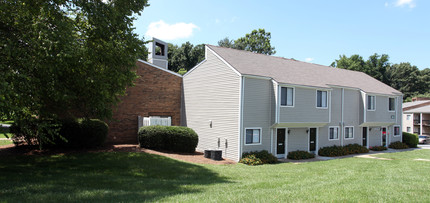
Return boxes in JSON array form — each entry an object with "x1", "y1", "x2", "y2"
[
  {"x1": 367, "y1": 95, "x2": 376, "y2": 111},
  {"x1": 244, "y1": 127, "x2": 263, "y2": 145},
  {"x1": 388, "y1": 97, "x2": 396, "y2": 112},
  {"x1": 277, "y1": 85, "x2": 281, "y2": 123},
  {"x1": 328, "y1": 126, "x2": 340, "y2": 140},
  {"x1": 344, "y1": 126, "x2": 354, "y2": 140},
  {"x1": 182, "y1": 59, "x2": 207, "y2": 77},
  {"x1": 361, "y1": 90, "x2": 367, "y2": 123},
  {"x1": 137, "y1": 59, "x2": 182, "y2": 77},
  {"x1": 393, "y1": 125, "x2": 401, "y2": 137},
  {"x1": 329, "y1": 90, "x2": 332, "y2": 123},
  {"x1": 238, "y1": 76, "x2": 244, "y2": 160},
  {"x1": 277, "y1": 82, "x2": 332, "y2": 90},
  {"x1": 341, "y1": 88, "x2": 344, "y2": 146},
  {"x1": 206, "y1": 45, "x2": 241, "y2": 76},
  {"x1": 280, "y1": 86, "x2": 295, "y2": 108},
  {"x1": 316, "y1": 89, "x2": 328, "y2": 109},
  {"x1": 273, "y1": 80, "x2": 279, "y2": 125},
  {"x1": 243, "y1": 74, "x2": 272, "y2": 80}
]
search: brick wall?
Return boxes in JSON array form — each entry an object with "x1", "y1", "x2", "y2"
[{"x1": 107, "y1": 60, "x2": 182, "y2": 144}]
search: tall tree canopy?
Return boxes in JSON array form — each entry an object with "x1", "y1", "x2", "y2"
[
  {"x1": 0, "y1": 0, "x2": 149, "y2": 121},
  {"x1": 331, "y1": 54, "x2": 429, "y2": 100},
  {"x1": 167, "y1": 42, "x2": 205, "y2": 72},
  {"x1": 218, "y1": 29, "x2": 276, "y2": 55}
]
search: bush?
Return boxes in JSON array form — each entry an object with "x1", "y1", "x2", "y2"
[
  {"x1": 239, "y1": 154, "x2": 263, "y2": 166},
  {"x1": 287, "y1": 150, "x2": 315, "y2": 160},
  {"x1": 388, "y1": 141, "x2": 409, "y2": 149},
  {"x1": 138, "y1": 126, "x2": 198, "y2": 153},
  {"x1": 369, "y1": 146, "x2": 387, "y2": 151},
  {"x1": 241, "y1": 150, "x2": 278, "y2": 164},
  {"x1": 57, "y1": 119, "x2": 108, "y2": 148},
  {"x1": 402, "y1": 132, "x2": 418, "y2": 148},
  {"x1": 318, "y1": 144, "x2": 369, "y2": 157}
]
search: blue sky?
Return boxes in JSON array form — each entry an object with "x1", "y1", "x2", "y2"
[{"x1": 134, "y1": 0, "x2": 429, "y2": 69}]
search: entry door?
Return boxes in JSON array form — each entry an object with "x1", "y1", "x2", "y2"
[
  {"x1": 277, "y1": 129, "x2": 286, "y2": 155},
  {"x1": 309, "y1": 128, "x2": 316, "y2": 152},
  {"x1": 382, "y1": 127, "x2": 387, "y2": 147},
  {"x1": 362, "y1": 127, "x2": 368, "y2": 147}
]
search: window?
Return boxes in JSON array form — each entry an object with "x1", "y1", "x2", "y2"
[
  {"x1": 389, "y1": 98, "x2": 396, "y2": 111},
  {"x1": 317, "y1": 90, "x2": 328, "y2": 108},
  {"x1": 281, "y1": 87, "x2": 294, "y2": 106},
  {"x1": 329, "y1": 127, "x2": 339, "y2": 140},
  {"x1": 345, "y1": 126, "x2": 354, "y2": 139},
  {"x1": 394, "y1": 126, "x2": 400, "y2": 136},
  {"x1": 406, "y1": 115, "x2": 411, "y2": 120},
  {"x1": 407, "y1": 127, "x2": 411, "y2": 133},
  {"x1": 367, "y1": 95, "x2": 375, "y2": 110},
  {"x1": 245, "y1": 128, "x2": 261, "y2": 144}
]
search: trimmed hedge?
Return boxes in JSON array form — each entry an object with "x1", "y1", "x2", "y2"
[
  {"x1": 138, "y1": 126, "x2": 198, "y2": 153},
  {"x1": 241, "y1": 150, "x2": 278, "y2": 165},
  {"x1": 318, "y1": 144, "x2": 369, "y2": 157},
  {"x1": 287, "y1": 150, "x2": 315, "y2": 160},
  {"x1": 58, "y1": 119, "x2": 108, "y2": 148},
  {"x1": 402, "y1": 132, "x2": 418, "y2": 148},
  {"x1": 388, "y1": 141, "x2": 409, "y2": 149},
  {"x1": 369, "y1": 146, "x2": 387, "y2": 151}
]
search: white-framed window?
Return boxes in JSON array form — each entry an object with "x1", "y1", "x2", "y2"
[
  {"x1": 389, "y1": 97, "x2": 396, "y2": 111},
  {"x1": 316, "y1": 90, "x2": 328, "y2": 108},
  {"x1": 245, "y1": 128, "x2": 262, "y2": 145},
  {"x1": 407, "y1": 127, "x2": 411, "y2": 133},
  {"x1": 281, "y1": 87, "x2": 294, "y2": 107},
  {"x1": 394, "y1": 125, "x2": 400, "y2": 137},
  {"x1": 406, "y1": 115, "x2": 411, "y2": 120},
  {"x1": 367, "y1": 95, "x2": 375, "y2": 111},
  {"x1": 328, "y1": 126, "x2": 339, "y2": 140},
  {"x1": 344, "y1": 126, "x2": 354, "y2": 139}
]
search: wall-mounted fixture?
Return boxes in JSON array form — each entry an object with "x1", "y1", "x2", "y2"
[
  {"x1": 217, "y1": 137, "x2": 220, "y2": 149},
  {"x1": 225, "y1": 139, "x2": 228, "y2": 148},
  {"x1": 288, "y1": 130, "x2": 291, "y2": 134},
  {"x1": 209, "y1": 120, "x2": 212, "y2": 128},
  {"x1": 369, "y1": 127, "x2": 372, "y2": 131},
  {"x1": 306, "y1": 129, "x2": 309, "y2": 133}
]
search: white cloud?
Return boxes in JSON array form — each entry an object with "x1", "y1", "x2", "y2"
[
  {"x1": 385, "y1": 2, "x2": 389, "y2": 7},
  {"x1": 395, "y1": 0, "x2": 416, "y2": 8},
  {"x1": 145, "y1": 20, "x2": 199, "y2": 40},
  {"x1": 215, "y1": 19, "x2": 221, "y2": 24},
  {"x1": 305, "y1": 58, "x2": 314, "y2": 62}
]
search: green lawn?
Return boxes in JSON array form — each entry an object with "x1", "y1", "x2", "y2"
[{"x1": 0, "y1": 149, "x2": 429, "y2": 202}]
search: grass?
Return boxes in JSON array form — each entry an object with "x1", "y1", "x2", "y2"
[
  {"x1": 0, "y1": 140, "x2": 13, "y2": 146},
  {"x1": 0, "y1": 149, "x2": 429, "y2": 202}
]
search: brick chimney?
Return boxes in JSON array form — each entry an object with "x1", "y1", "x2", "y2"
[{"x1": 148, "y1": 37, "x2": 168, "y2": 69}]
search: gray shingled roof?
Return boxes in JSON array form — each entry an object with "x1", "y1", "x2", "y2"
[
  {"x1": 404, "y1": 105, "x2": 430, "y2": 113},
  {"x1": 207, "y1": 45, "x2": 402, "y2": 96},
  {"x1": 403, "y1": 101, "x2": 430, "y2": 108}
]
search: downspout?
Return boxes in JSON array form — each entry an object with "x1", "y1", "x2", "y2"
[{"x1": 341, "y1": 88, "x2": 344, "y2": 146}]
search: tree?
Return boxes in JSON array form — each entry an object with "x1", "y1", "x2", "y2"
[
  {"x1": 386, "y1": 63, "x2": 425, "y2": 99},
  {"x1": 1, "y1": 0, "x2": 149, "y2": 146},
  {"x1": 167, "y1": 42, "x2": 205, "y2": 72},
  {"x1": 218, "y1": 29, "x2": 276, "y2": 55}
]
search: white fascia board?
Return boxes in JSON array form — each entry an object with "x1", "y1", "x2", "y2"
[
  {"x1": 137, "y1": 59, "x2": 182, "y2": 77},
  {"x1": 206, "y1": 45, "x2": 242, "y2": 77},
  {"x1": 277, "y1": 82, "x2": 332, "y2": 90}
]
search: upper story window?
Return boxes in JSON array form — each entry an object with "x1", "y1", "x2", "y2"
[
  {"x1": 245, "y1": 128, "x2": 261, "y2": 145},
  {"x1": 406, "y1": 115, "x2": 411, "y2": 120},
  {"x1": 316, "y1": 90, "x2": 328, "y2": 108},
  {"x1": 388, "y1": 98, "x2": 396, "y2": 111},
  {"x1": 281, "y1": 87, "x2": 294, "y2": 107},
  {"x1": 367, "y1": 95, "x2": 375, "y2": 111}
]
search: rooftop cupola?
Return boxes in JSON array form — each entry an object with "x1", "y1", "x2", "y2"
[{"x1": 148, "y1": 37, "x2": 168, "y2": 69}]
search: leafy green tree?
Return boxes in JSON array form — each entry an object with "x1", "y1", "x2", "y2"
[
  {"x1": 218, "y1": 29, "x2": 276, "y2": 55},
  {"x1": 387, "y1": 63, "x2": 426, "y2": 99},
  {"x1": 1, "y1": 0, "x2": 149, "y2": 146},
  {"x1": 167, "y1": 42, "x2": 205, "y2": 72}
]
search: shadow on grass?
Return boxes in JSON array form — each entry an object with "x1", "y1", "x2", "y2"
[{"x1": 0, "y1": 152, "x2": 230, "y2": 202}]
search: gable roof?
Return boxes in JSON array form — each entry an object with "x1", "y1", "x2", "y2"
[
  {"x1": 404, "y1": 105, "x2": 430, "y2": 113},
  {"x1": 206, "y1": 45, "x2": 401, "y2": 96}
]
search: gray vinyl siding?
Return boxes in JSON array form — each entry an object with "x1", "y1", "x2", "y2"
[
  {"x1": 279, "y1": 87, "x2": 329, "y2": 123},
  {"x1": 271, "y1": 81, "x2": 277, "y2": 126},
  {"x1": 287, "y1": 128, "x2": 308, "y2": 152},
  {"x1": 183, "y1": 49, "x2": 240, "y2": 161},
  {"x1": 368, "y1": 127, "x2": 382, "y2": 146},
  {"x1": 242, "y1": 77, "x2": 273, "y2": 153},
  {"x1": 318, "y1": 88, "x2": 342, "y2": 148},
  {"x1": 366, "y1": 95, "x2": 396, "y2": 123},
  {"x1": 343, "y1": 89, "x2": 361, "y2": 145}
]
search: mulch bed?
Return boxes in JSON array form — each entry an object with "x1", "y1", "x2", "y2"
[{"x1": 0, "y1": 144, "x2": 236, "y2": 165}]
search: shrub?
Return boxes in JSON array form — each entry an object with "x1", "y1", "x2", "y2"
[
  {"x1": 318, "y1": 145, "x2": 346, "y2": 157},
  {"x1": 57, "y1": 119, "x2": 108, "y2": 148},
  {"x1": 369, "y1": 146, "x2": 387, "y2": 151},
  {"x1": 239, "y1": 154, "x2": 263, "y2": 166},
  {"x1": 138, "y1": 126, "x2": 198, "y2": 153},
  {"x1": 402, "y1": 132, "x2": 418, "y2": 148},
  {"x1": 388, "y1": 141, "x2": 409, "y2": 149},
  {"x1": 318, "y1": 144, "x2": 369, "y2": 157},
  {"x1": 242, "y1": 150, "x2": 278, "y2": 164},
  {"x1": 287, "y1": 150, "x2": 315, "y2": 160},
  {"x1": 344, "y1": 144, "x2": 369, "y2": 154}
]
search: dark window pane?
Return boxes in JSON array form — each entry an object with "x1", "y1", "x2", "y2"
[
  {"x1": 246, "y1": 129, "x2": 253, "y2": 144},
  {"x1": 281, "y1": 87, "x2": 287, "y2": 106}
]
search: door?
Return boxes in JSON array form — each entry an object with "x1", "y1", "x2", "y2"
[
  {"x1": 277, "y1": 129, "x2": 286, "y2": 155},
  {"x1": 362, "y1": 127, "x2": 368, "y2": 147},
  {"x1": 309, "y1": 128, "x2": 316, "y2": 152},
  {"x1": 382, "y1": 127, "x2": 387, "y2": 147}
]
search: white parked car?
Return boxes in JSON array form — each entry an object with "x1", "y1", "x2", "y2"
[{"x1": 419, "y1": 135, "x2": 430, "y2": 144}]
